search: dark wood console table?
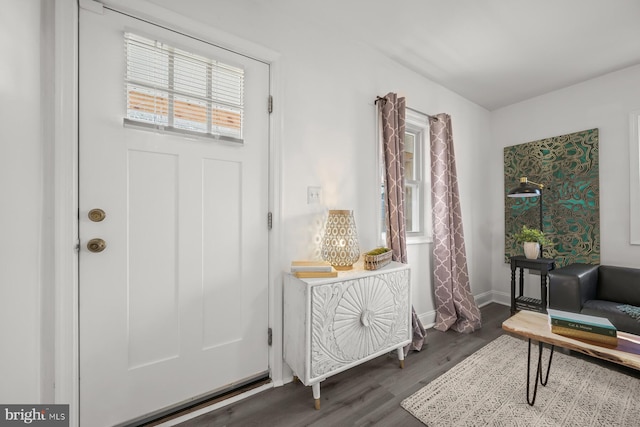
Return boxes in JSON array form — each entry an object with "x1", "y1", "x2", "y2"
[{"x1": 510, "y1": 256, "x2": 555, "y2": 315}]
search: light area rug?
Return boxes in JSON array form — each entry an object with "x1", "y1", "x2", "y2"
[{"x1": 401, "y1": 334, "x2": 640, "y2": 426}]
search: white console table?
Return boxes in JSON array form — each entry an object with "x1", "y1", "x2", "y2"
[{"x1": 283, "y1": 261, "x2": 411, "y2": 409}]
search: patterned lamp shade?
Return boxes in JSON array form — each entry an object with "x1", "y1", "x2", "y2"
[{"x1": 321, "y1": 210, "x2": 360, "y2": 270}]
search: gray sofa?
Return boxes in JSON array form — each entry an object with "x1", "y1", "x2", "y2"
[{"x1": 548, "y1": 263, "x2": 640, "y2": 335}]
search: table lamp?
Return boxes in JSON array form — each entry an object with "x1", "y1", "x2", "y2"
[{"x1": 321, "y1": 210, "x2": 360, "y2": 270}]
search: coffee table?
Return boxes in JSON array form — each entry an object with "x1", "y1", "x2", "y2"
[{"x1": 502, "y1": 310, "x2": 640, "y2": 405}]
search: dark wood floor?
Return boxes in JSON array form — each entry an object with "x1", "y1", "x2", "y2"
[{"x1": 177, "y1": 303, "x2": 512, "y2": 427}]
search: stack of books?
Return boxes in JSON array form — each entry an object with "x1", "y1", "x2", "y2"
[
  {"x1": 547, "y1": 308, "x2": 618, "y2": 346},
  {"x1": 290, "y1": 261, "x2": 337, "y2": 278}
]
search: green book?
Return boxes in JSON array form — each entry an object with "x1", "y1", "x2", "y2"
[
  {"x1": 547, "y1": 309, "x2": 617, "y2": 337},
  {"x1": 549, "y1": 317, "x2": 617, "y2": 337}
]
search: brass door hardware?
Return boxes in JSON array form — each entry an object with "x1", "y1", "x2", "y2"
[
  {"x1": 87, "y1": 238, "x2": 107, "y2": 253},
  {"x1": 88, "y1": 208, "x2": 106, "y2": 222}
]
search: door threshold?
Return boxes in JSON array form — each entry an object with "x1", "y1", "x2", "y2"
[{"x1": 127, "y1": 376, "x2": 272, "y2": 427}]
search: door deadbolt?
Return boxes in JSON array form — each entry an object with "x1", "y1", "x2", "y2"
[
  {"x1": 87, "y1": 238, "x2": 107, "y2": 253},
  {"x1": 88, "y1": 208, "x2": 106, "y2": 222}
]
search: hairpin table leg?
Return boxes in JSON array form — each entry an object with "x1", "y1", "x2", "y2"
[{"x1": 526, "y1": 338, "x2": 555, "y2": 406}]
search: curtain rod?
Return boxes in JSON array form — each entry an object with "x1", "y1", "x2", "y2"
[{"x1": 375, "y1": 96, "x2": 441, "y2": 121}]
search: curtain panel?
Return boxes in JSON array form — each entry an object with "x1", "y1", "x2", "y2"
[
  {"x1": 429, "y1": 113, "x2": 481, "y2": 333},
  {"x1": 379, "y1": 93, "x2": 426, "y2": 354},
  {"x1": 380, "y1": 93, "x2": 408, "y2": 263}
]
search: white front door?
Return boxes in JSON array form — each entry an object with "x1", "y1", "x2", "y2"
[{"x1": 79, "y1": 6, "x2": 270, "y2": 426}]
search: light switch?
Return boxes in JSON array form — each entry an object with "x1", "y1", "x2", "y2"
[{"x1": 307, "y1": 186, "x2": 322, "y2": 204}]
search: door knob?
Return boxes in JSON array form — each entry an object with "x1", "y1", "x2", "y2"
[
  {"x1": 87, "y1": 238, "x2": 107, "y2": 253},
  {"x1": 88, "y1": 208, "x2": 106, "y2": 222}
]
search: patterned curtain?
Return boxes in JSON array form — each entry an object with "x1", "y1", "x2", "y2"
[
  {"x1": 380, "y1": 93, "x2": 408, "y2": 263},
  {"x1": 379, "y1": 93, "x2": 426, "y2": 353},
  {"x1": 429, "y1": 113, "x2": 482, "y2": 333}
]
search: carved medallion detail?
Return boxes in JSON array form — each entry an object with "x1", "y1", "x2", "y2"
[{"x1": 310, "y1": 269, "x2": 409, "y2": 379}]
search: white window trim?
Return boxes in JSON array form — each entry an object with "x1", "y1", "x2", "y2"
[
  {"x1": 630, "y1": 111, "x2": 640, "y2": 245},
  {"x1": 405, "y1": 109, "x2": 432, "y2": 245},
  {"x1": 377, "y1": 108, "x2": 433, "y2": 247}
]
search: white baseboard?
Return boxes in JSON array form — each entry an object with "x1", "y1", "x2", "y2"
[
  {"x1": 418, "y1": 311, "x2": 436, "y2": 329},
  {"x1": 417, "y1": 291, "x2": 509, "y2": 329},
  {"x1": 474, "y1": 290, "x2": 495, "y2": 308},
  {"x1": 490, "y1": 291, "x2": 511, "y2": 308}
]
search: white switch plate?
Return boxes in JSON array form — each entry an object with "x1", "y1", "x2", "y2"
[{"x1": 307, "y1": 186, "x2": 322, "y2": 204}]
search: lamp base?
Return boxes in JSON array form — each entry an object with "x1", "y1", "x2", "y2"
[{"x1": 333, "y1": 265, "x2": 353, "y2": 271}]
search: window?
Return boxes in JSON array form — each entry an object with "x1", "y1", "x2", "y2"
[
  {"x1": 124, "y1": 33, "x2": 245, "y2": 143},
  {"x1": 380, "y1": 109, "x2": 431, "y2": 244}
]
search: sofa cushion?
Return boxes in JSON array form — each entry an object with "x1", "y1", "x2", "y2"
[
  {"x1": 582, "y1": 299, "x2": 640, "y2": 335},
  {"x1": 596, "y1": 265, "x2": 640, "y2": 306}
]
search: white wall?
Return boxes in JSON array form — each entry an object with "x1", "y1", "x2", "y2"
[
  {"x1": 490, "y1": 64, "x2": 640, "y2": 301},
  {"x1": 0, "y1": 0, "x2": 45, "y2": 403},
  {"x1": 3, "y1": 0, "x2": 495, "y2": 406},
  {"x1": 132, "y1": 0, "x2": 494, "y2": 322}
]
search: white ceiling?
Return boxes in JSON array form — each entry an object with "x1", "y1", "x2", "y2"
[{"x1": 144, "y1": 0, "x2": 640, "y2": 110}]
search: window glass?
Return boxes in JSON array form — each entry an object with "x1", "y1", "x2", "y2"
[
  {"x1": 404, "y1": 133, "x2": 416, "y2": 180},
  {"x1": 380, "y1": 109, "x2": 431, "y2": 243},
  {"x1": 124, "y1": 33, "x2": 244, "y2": 143}
]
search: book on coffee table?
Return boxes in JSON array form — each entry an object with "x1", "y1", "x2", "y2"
[{"x1": 547, "y1": 309, "x2": 618, "y2": 346}]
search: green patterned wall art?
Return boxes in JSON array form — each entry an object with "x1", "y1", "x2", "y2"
[{"x1": 504, "y1": 128, "x2": 600, "y2": 267}]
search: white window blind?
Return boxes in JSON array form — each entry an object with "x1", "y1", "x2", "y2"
[{"x1": 124, "y1": 32, "x2": 245, "y2": 143}]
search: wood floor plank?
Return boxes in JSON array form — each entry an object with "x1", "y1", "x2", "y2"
[{"x1": 175, "y1": 303, "x2": 512, "y2": 427}]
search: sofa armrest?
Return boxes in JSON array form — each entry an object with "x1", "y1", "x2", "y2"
[{"x1": 548, "y1": 263, "x2": 599, "y2": 313}]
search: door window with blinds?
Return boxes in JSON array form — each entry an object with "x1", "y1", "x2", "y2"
[{"x1": 124, "y1": 32, "x2": 245, "y2": 143}]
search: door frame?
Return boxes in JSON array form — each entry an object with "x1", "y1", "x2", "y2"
[{"x1": 53, "y1": 1, "x2": 284, "y2": 425}]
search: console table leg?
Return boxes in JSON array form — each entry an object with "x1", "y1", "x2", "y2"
[
  {"x1": 526, "y1": 339, "x2": 554, "y2": 406},
  {"x1": 312, "y1": 383, "x2": 321, "y2": 410},
  {"x1": 519, "y1": 267, "x2": 524, "y2": 299},
  {"x1": 510, "y1": 266, "x2": 516, "y2": 315},
  {"x1": 541, "y1": 274, "x2": 549, "y2": 313},
  {"x1": 397, "y1": 347, "x2": 405, "y2": 369}
]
